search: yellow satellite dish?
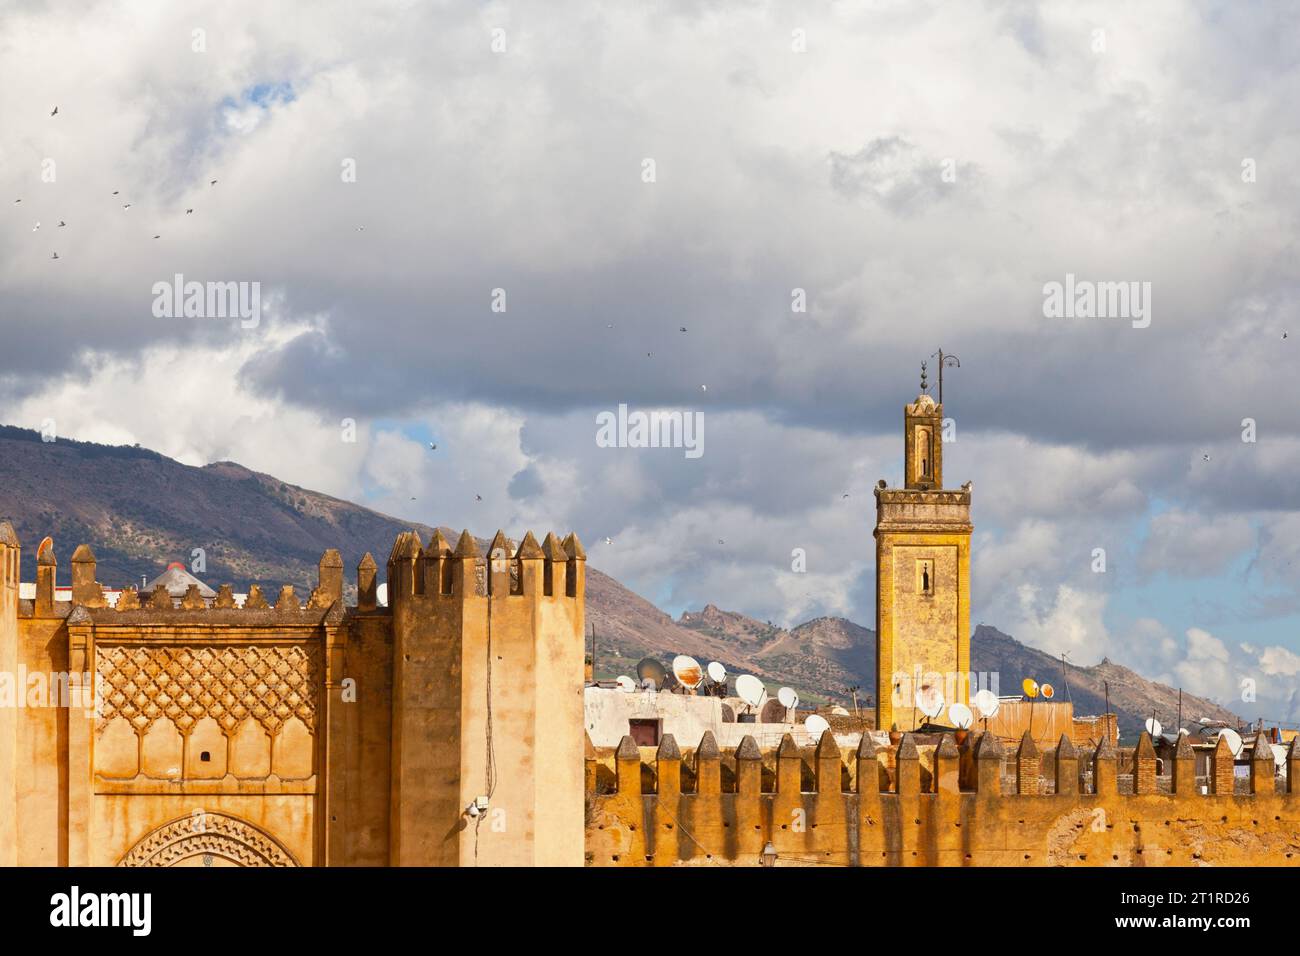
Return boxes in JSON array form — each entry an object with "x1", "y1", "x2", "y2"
[
  {"x1": 1022, "y1": 678, "x2": 1039, "y2": 698},
  {"x1": 1041, "y1": 683, "x2": 1055, "y2": 700}
]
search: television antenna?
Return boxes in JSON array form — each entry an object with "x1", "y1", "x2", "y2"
[
  {"x1": 777, "y1": 686, "x2": 799, "y2": 719},
  {"x1": 805, "y1": 714, "x2": 830, "y2": 742},
  {"x1": 672, "y1": 655, "x2": 703, "y2": 692},
  {"x1": 948, "y1": 702, "x2": 973, "y2": 730},
  {"x1": 735, "y1": 675, "x2": 765, "y2": 714}
]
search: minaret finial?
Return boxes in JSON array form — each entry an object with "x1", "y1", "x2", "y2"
[{"x1": 920, "y1": 361, "x2": 929, "y2": 394}]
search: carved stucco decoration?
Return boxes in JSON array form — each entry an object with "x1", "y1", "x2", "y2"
[
  {"x1": 118, "y1": 812, "x2": 299, "y2": 867},
  {"x1": 96, "y1": 644, "x2": 320, "y2": 735}
]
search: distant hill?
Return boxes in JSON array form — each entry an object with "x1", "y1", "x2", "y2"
[{"x1": 0, "y1": 424, "x2": 1241, "y2": 740}]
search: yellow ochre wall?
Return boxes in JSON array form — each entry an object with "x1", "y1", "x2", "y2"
[
  {"x1": 586, "y1": 731, "x2": 1300, "y2": 867},
  {"x1": 0, "y1": 523, "x2": 586, "y2": 868}
]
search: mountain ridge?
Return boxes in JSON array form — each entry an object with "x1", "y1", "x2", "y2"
[{"x1": 0, "y1": 424, "x2": 1241, "y2": 740}]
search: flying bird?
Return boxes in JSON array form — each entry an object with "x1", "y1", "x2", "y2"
[
  {"x1": 700, "y1": 384, "x2": 707, "y2": 391},
  {"x1": 679, "y1": 326, "x2": 687, "y2": 332},
  {"x1": 32, "y1": 222, "x2": 39, "y2": 231},
  {"x1": 1202, "y1": 454, "x2": 1211, "y2": 461},
  {"x1": 13, "y1": 198, "x2": 20, "y2": 204},
  {"x1": 112, "y1": 191, "x2": 119, "y2": 195},
  {"x1": 717, "y1": 538, "x2": 725, "y2": 545},
  {"x1": 209, "y1": 179, "x2": 218, "y2": 185},
  {"x1": 50, "y1": 106, "x2": 58, "y2": 116},
  {"x1": 842, "y1": 493, "x2": 850, "y2": 499},
  {"x1": 50, "y1": 252, "x2": 59, "y2": 259},
  {"x1": 186, "y1": 209, "x2": 193, "y2": 215},
  {"x1": 122, "y1": 203, "x2": 131, "y2": 209},
  {"x1": 152, "y1": 234, "x2": 160, "y2": 239},
  {"x1": 475, "y1": 494, "x2": 482, "y2": 501},
  {"x1": 1284, "y1": 331, "x2": 1289, "y2": 339},
  {"x1": 603, "y1": 537, "x2": 613, "y2": 545},
  {"x1": 428, "y1": 442, "x2": 437, "y2": 450},
  {"x1": 57, "y1": 220, "x2": 66, "y2": 227}
]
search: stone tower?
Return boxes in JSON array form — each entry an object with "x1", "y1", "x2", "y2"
[{"x1": 873, "y1": 382, "x2": 972, "y2": 731}]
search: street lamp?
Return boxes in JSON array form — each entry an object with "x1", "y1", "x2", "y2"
[{"x1": 760, "y1": 842, "x2": 778, "y2": 867}]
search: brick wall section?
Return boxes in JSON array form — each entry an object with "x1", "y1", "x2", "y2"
[
  {"x1": 1211, "y1": 737, "x2": 1235, "y2": 795},
  {"x1": 1015, "y1": 731, "x2": 1040, "y2": 795},
  {"x1": 1133, "y1": 732, "x2": 1157, "y2": 795}
]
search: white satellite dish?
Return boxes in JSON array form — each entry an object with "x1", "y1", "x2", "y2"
[
  {"x1": 948, "y1": 703, "x2": 973, "y2": 730},
  {"x1": 707, "y1": 661, "x2": 726, "y2": 684},
  {"x1": 915, "y1": 686, "x2": 945, "y2": 720},
  {"x1": 672, "y1": 655, "x2": 703, "y2": 690},
  {"x1": 831, "y1": 706, "x2": 850, "y2": 716},
  {"x1": 1271, "y1": 743, "x2": 1287, "y2": 768},
  {"x1": 1145, "y1": 717, "x2": 1163, "y2": 738},
  {"x1": 735, "y1": 674, "x2": 765, "y2": 708},
  {"x1": 1178, "y1": 727, "x2": 1190, "y2": 736},
  {"x1": 615, "y1": 675, "x2": 636, "y2": 693},
  {"x1": 973, "y1": 689, "x2": 999, "y2": 718},
  {"x1": 805, "y1": 714, "x2": 831, "y2": 741},
  {"x1": 777, "y1": 687, "x2": 798, "y2": 710},
  {"x1": 1218, "y1": 728, "x2": 1243, "y2": 757}
]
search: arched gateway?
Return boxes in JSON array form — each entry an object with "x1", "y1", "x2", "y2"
[{"x1": 117, "y1": 812, "x2": 300, "y2": 867}]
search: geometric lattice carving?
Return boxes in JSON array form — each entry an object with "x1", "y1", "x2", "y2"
[
  {"x1": 96, "y1": 644, "x2": 320, "y2": 735},
  {"x1": 118, "y1": 812, "x2": 299, "y2": 867}
]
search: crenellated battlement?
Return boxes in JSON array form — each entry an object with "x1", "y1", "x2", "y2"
[
  {"x1": 384, "y1": 528, "x2": 586, "y2": 606},
  {"x1": 7, "y1": 527, "x2": 586, "y2": 621},
  {"x1": 585, "y1": 729, "x2": 1300, "y2": 867}
]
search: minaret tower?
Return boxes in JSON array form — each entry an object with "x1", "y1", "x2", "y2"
[{"x1": 873, "y1": 364, "x2": 973, "y2": 730}]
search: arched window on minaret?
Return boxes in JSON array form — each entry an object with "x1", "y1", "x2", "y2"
[{"x1": 916, "y1": 428, "x2": 931, "y2": 480}]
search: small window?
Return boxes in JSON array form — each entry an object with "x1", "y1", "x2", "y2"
[
  {"x1": 917, "y1": 559, "x2": 935, "y2": 596},
  {"x1": 200, "y1": 751, "x2": 211, "y2": 762},
  {"x1": 628, "y1": 718, "x2": 660, "y2": 747}
]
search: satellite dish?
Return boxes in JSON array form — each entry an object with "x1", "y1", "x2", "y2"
[
  {"x1": 1040, "y1": 683, "x2": 1055, "y2": 700},
  {"x1": 615, "y1": 675, "x2": 636, "y2": 693},
  {"x1": 760, "y1": 698, "x2": 787, "y2": 723},
  {"x1": 636, "y1": 657, "x2": 668, "y2": 690},
  {"x1": 831, "y1": 706, "x2": 850, "y2": 716},
  {"x1": 672, "y1": 655, "x2": 703, "y2": 690},
  {"x1": 1178, "y1": 727, "x2": 1190, "y2": 736},
  {"x1": 974, "y1": 689, "x2": 999, "y2": 718},
  {"x1": 735, "y1": 674, "x2": 765, "y2": 708},
  {"x1": 1022, "y1": 678, "x2": 1039, "y2": 699},
  {"x1": 1144, "y1": 717, "x2": 1163, "y2": 738},
  {"x1": 948, "y1": 703, "x2": 973, "y2": 729},
  {"x1": 707, "y1": 661, "x2": 726, "y2": 684},
  {"x1": 915, "y1": 686, "x2": 945, "y2": 719},
  {"x1": 805, "y1": 714, "x2": 831, "y2": 741},
  {"x1": 1218, "y1": 728, "x2": 1243, "y2": 757},
  {"x1": 720, "y1": 703, "x2": 736, "y2": 722},
  {"x1": 777, "y1": 687, "x2": 798, "y2": 710},
  {"x1": 1271, "y1": 743, "x2": 1287, "y2": 768}
]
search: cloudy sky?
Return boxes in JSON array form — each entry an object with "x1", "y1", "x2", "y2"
[{"x1": 2, "y1": 1, "x2": 1298, "y2": 721}]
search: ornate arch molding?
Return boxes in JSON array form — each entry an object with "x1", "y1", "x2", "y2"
[{"x1": 118, "y1": 812, "x2": 301, "y2": 867}]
